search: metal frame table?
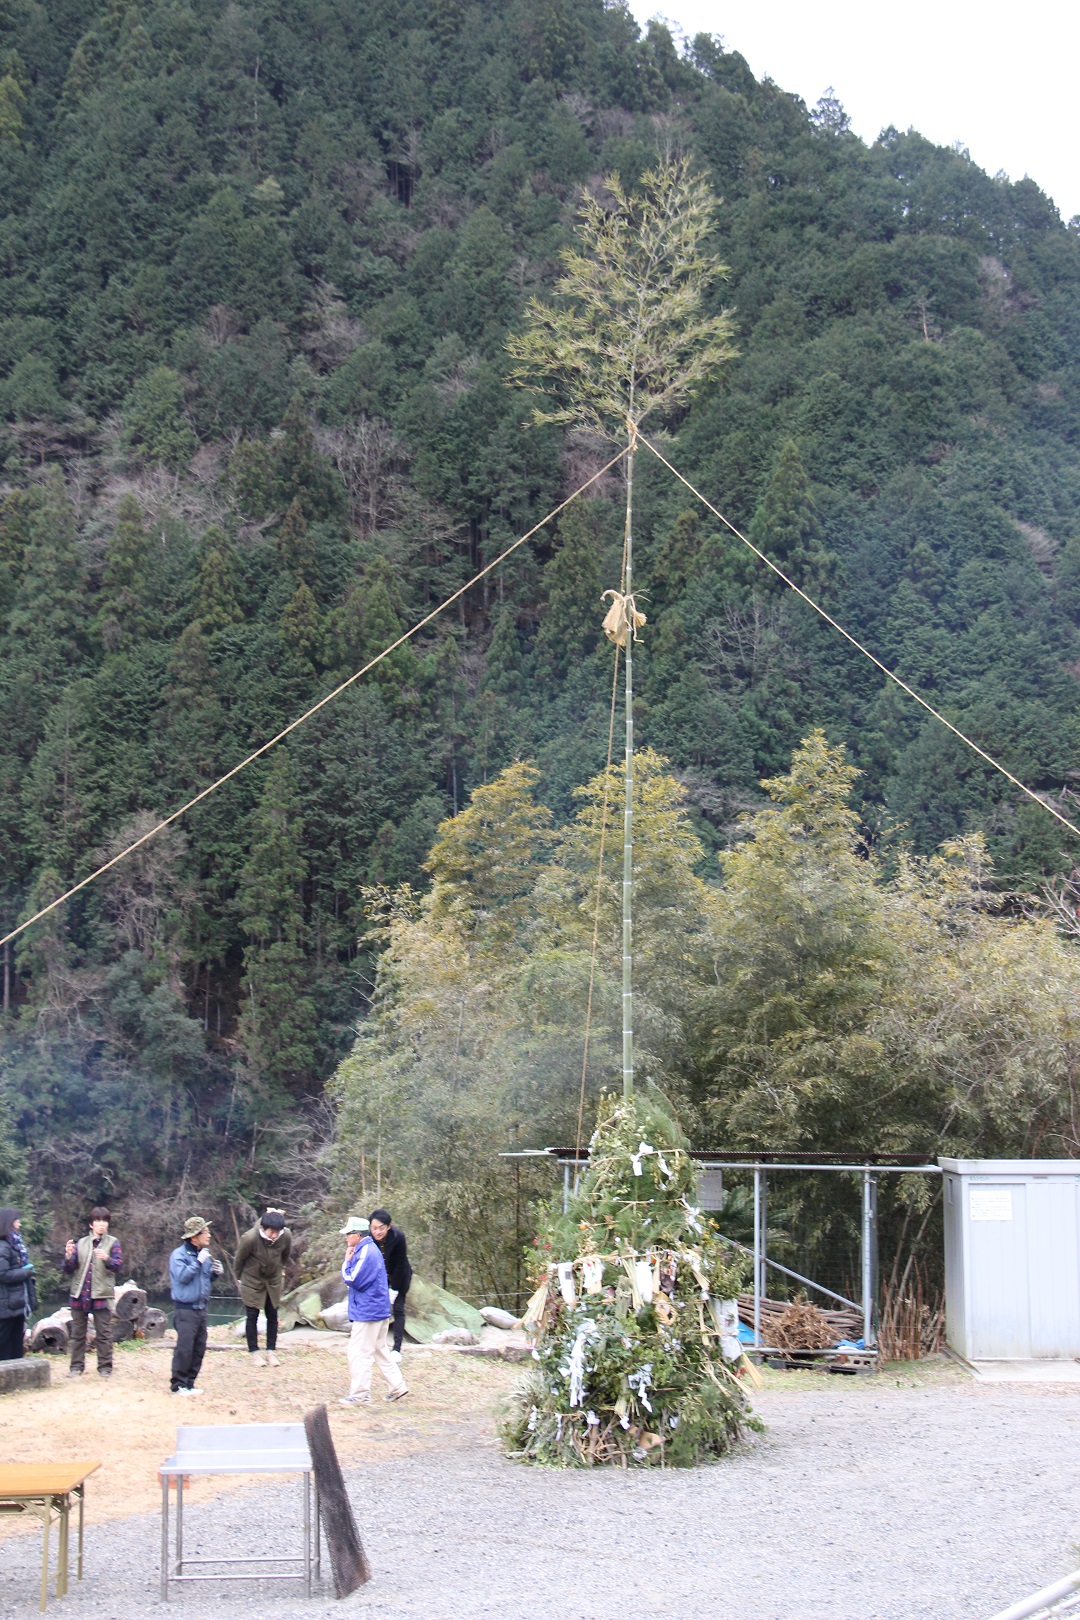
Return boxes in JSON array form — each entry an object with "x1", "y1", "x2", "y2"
[
  {"x1": 0, "y1": 1460, "x2": 101, "y2": 1612},
  {"x1": 159, "y1": 1423, "x2": 320, "y2": 1601}
]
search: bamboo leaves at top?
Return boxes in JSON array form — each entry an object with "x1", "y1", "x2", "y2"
[{"x1": 505, "y1": 158, "x2": 738, "y2": 439}]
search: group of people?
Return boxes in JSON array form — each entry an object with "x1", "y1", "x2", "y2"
[
  {"x1": 0, "y1": 1201, "x2": 414, "y2": 1409},
  {"x1": 0, "y1": 1203, "x2": 134, "y2": 1373},
  {"x1": 166, "y1": 1205, "x2": 412, "y2": 1403}
]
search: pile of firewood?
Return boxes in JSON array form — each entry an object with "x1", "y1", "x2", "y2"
[
  {"x1": 768, "y1": 1297, "x2": 836, "y2": 1350},
  {"x1": 29, "y1": 1281, "x2": 168, "y2": 1353},
  {"x1": 737, "y1": 1293, "x2": 863, "y2": 1349}
]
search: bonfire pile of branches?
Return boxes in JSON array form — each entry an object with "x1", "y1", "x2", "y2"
[{"x1": 502, "y1": 1092, "x2": 756, "y2": 1468}]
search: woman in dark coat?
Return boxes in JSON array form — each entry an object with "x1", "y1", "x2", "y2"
[
  {"x1": 0, "y1": 1208, "x2": 35, "y2": 1361},
  {"x1": 234, "y1": 1209, "x2": 292, "y2": 1366}
]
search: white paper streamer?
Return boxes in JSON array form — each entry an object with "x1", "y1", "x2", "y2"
[
  {"x1": 627, "y1": 1362, "x2": 654, "y2": 1413},
  {"x1": 634, "y1": 1259, "x2": 654, "y2": 1304},
  {"x1": 566, "y1": 1318, "x2": 598, "y2": 1408},
  {"x1": 631, "y1": 1140, "x2": 655, "y2": 1177}
]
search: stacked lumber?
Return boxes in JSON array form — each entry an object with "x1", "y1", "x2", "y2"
[{"x1": 737, "y1": 1293, "x2": 863, "y2": 1347}]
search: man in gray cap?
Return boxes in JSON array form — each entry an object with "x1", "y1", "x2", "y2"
[{"x1": 168, "y1": 1215, "x2": 219, "y2": 1395}]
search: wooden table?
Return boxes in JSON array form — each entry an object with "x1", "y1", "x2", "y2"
[{"x1": 0, "y1": 1461, "x2": 101, "y2": 1612}]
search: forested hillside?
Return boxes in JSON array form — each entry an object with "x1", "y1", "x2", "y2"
[{"x1": 2, "y1": 0, "x2": 1079, "y2": 1278}]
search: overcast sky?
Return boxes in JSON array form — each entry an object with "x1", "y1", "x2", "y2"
[{"x1": 628, "y1": 0, "x2": 1079, "y2": 224}]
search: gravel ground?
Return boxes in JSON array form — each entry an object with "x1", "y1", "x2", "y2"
[{"x1": 3, "y1": 1372, "x2": 1079, "y2": 1620}]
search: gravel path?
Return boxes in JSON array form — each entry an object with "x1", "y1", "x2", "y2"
[{"x1": 3, "y1": 1375, "x2": 1079, "y2": 1620}]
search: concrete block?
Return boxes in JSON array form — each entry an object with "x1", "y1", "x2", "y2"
[{"x1": 0, "y1": 1356, "x2": 51, "y2": 1394}]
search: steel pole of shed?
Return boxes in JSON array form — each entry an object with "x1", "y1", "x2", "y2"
[
  {"x1": 861, "y1": 1169, "x2": 878, "y2": 1347},
  {"x1": 753, "y1": 1166, "x2": 766, "y2": 1347}
]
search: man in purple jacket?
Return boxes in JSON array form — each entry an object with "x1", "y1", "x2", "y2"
[{"x1": 339, "y1": 1216, "x2": 408, "y2": 1406}]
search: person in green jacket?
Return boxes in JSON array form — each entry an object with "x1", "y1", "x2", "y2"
[
  {"x1": 61, "y1": 1207, "x2": 122, "y2": 1378},
  {"x1": 234, "y1": 1209, "x2": 292, "y2": 1366}
]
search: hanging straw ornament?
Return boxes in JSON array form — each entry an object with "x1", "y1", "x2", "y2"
[
  {"x1": 600, "y1": 590, "x2": 647, "y2": 648},
  {"x1": 521, "y1": 1275, "x2": 551, "y2": 1338}
]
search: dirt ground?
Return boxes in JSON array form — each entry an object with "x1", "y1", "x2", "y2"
[{"x1": 0, "y1": 1328, "x2": 519, "y2": 1535}]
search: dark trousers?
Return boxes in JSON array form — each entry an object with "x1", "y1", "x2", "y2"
[
  {"x1": 0, "y1": 1315, "x2": 25, "y2": 1360},
  {"x1": 171, "y1": 1305, "x2": 208, "y2": 1390},
  {"x1": 391, "y1": 1289, "x2": 408, "y2": 1353},
  {"x1": 245, "y1": 1300, "x2": 278, "y2": 1351},
  {"x1": 69, "y1": 1304, "x2": 113, "y2": 1372}
]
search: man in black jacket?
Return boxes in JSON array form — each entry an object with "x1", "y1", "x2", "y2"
[{"x1": 368, "y1": 1209, "x2": 411, "y2": 1358}]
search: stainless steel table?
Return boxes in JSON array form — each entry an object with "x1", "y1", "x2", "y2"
[{"x1": 159, "y1": 1423, "x2": 320, "y2": 1600}]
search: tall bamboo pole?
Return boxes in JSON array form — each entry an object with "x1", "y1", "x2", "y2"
[{"x1": 621, "y1": 422, "x2": 635, "y2": 1100}]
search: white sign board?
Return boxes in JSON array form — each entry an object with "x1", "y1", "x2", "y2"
[{"x1": 970, "y1": 1186, "x2": 1013, "y2": 1221}]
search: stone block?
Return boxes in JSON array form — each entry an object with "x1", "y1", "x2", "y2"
[{"x1": 0, "y1": 1356, "x2": 51, "y2": 1395}]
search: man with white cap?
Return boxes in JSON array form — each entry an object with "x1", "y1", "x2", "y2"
[{"x1": 338, "y1": 1216, "x2": 408, "y2": 1406}]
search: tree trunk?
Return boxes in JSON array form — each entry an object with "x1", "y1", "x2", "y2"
[
  {"x1": 30, "y1": 1307, "x2": 71, "y2": 1353},
  {"x1": 138, "y1": 1307, "x2": 168, "y2": 1339},
  {"x1": 114, "y1": 1281, "x2": 148, "y2": 1321}
]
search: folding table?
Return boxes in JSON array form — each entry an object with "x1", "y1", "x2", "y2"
[
  {"x1": 0, "y1": 1460, "x2": 101, "y2": 1612},
  {"x1": 159, "y1": 1423, "x2": 320, "y2": 1600}
]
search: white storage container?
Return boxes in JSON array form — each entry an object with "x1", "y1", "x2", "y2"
[{"x1": 941, "y1": 1158, "x2": 1080, "y2": 1360}]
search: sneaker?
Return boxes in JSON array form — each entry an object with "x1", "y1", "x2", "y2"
[
  {"x1": 389, "y1": 1349, "x2": 402, "y2": 1361},
  {"x1": 98, "y1": 1368, "x2": 112, "y2": 1378},
  {"x1": 265, "y1": 1351, "x2": 280, "y2": 1367},
  {"x1": 338, "y1": 1393, "x2": 370, "y2": 1406},
  {"x1": 67, "y1": 1368, "x2": 84, "y2": 1378},
  {"x1": 384, "y1": 1387, "x2": 409, "y2": 1402},
  {"x1": 173, "y1": 1386, "x2": 203, "y2": 1397},
  {"x1": 250, "y1": 1351, "x2": 267, "y2": 1367}
]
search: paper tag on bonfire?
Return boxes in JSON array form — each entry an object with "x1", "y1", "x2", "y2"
[{"x1": 581, "y1": 1256, "x2": 604, "y2": 1296}]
